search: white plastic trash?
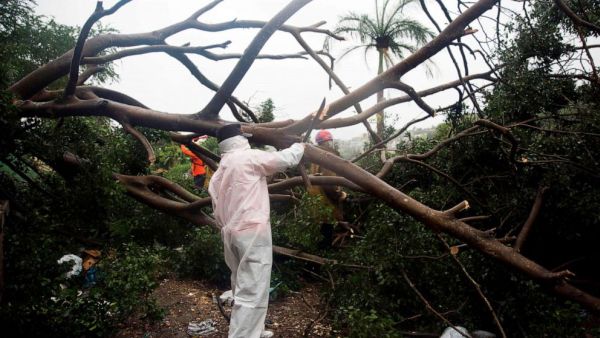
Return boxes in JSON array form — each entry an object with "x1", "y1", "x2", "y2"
[
  {"x1": 187, "y1": 319, "x2": 216, "y2": 336},
  {"x1": 57, "y1": 254, "x2": 82, "y2": 278},
  {"x1": 472, "y1": 330, "x2": 496, "y2": 338},
  {"x1": 440, "y1": 326, "x2": 471, "y2": 338}
]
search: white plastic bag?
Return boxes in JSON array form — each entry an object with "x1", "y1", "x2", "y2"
[{"x1": 57, "y1": 254, "x2": 82, "y2": 278}]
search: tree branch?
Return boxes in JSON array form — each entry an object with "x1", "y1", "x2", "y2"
[
  {"x1": 554, "y1": 0, "x2": 600, "y2": 34},
  {"x1": 121, "y1": 122, "x2": 156, "y2": 165},
  {"x1": 514, "y1": 186, "x2": 548, "y2": 252},
  {"x1": 402, "y1": 270, "x2": 468, "y2": 337},
  {"x1": 437, "y1": 234, "x2": 507, "y2": 338},
  {"x1": 76, "y1": 65, "x2": 105, "y2": 85},
  {"x1": 64, "y1": 0, "x2": 132, "y2": 97},
  {"x1": 199, "y1": 0, "x2": 312, "y2": 118}
]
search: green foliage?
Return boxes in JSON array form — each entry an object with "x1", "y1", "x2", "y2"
[
  {"x1": 0, "y1": 113, "x2": 177, "y2": 335},
  {"x1": 0, "y1": 4, "x2": 181, "y2": 330},
  {"x1": 0, "y1": 243, "x2": 165, "y2": 337},
  {"x1": 257, "y1": 98, "x2": 275, "y2": 123},
  {"x1": 99, "y1": 244, "x2": 166, "y2": 320},
  {"x1": 173, "y1": 227, "x2": 229, "y2": 286},
  {"x1": 272, "y1": 193, "x2": 333, "y2": 253},
  {"x1": 0, "y1": 0, "x2": 117, "y2": 89},
  {"x1": 340, "y1": 307, "x2": 399, "y2": 338},
  {"x1": 543, "y1": 0, "x2": 600, "y2": 37},
  {"x1": 313, "y1": 3, "x2": 600, "y2": 335},
  {"x1": 331, "y1": 0, "x2": 433, "y2": 61}
]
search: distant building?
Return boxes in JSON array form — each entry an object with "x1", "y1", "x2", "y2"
[{"x1": 331, "y1": 126, "x2": 437, "y2": 159}]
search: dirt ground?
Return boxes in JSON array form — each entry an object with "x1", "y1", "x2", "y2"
[{"x1": 115, "y1": 278, "x2": 336, "y2": 338}]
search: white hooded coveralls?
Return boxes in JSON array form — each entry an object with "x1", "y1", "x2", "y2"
[{"x1": 208, "y1": 136, "x2": 304, "y2": 338}]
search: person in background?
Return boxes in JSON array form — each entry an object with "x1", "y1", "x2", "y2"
[
  {"x1": 208, "y1": 123, "x2": 305, "y2": 338},
  {"x1": 309, "y1": 130, "x2": 353, "y2": 247},
  {"x1": 180, "y1": 136, "x2": 207, "y2": 190}
]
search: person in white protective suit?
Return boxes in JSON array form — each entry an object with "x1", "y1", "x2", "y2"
[{"x1": 208, "y1": 123, "x2": 305, "y2": 338}]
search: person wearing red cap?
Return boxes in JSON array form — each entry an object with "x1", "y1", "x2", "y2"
[
  {"x1": 180, "y1": 136, "x2": 207, "y2": 190},
  {"x1": 310, "y1": 130, "x2": 350, "y2": 247},
  {"x1": 315, "y1": 129, "x2": 333, "y2": 145}
]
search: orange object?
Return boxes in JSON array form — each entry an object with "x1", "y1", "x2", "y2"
[
  {"x1": 181, "y1": 144, "x2": 206, "y2": 176},
  {"x1": 82, "y1": 249, "x2": 101, "y2": 271},
  {"x1": 315, "y1": 130, "x2": 333, "y2": 144}
]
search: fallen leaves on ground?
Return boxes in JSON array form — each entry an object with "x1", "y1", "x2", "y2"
[{"x1": 115, "y1": 277, "x2": 334, "y2": 337}]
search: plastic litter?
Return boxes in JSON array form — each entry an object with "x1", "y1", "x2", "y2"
[
  {"x1": 57, "y1": 254, "x2": 82, "y2": 278},
  {"x1": 440, "y1": 326, "x2": 497, "y2": 338},
  {"x1": 440, "y1": 326, "x2": 470, "y2": 338},
  {"x1": 187, "y1": 319, "x2": 216, "y2": 336}
]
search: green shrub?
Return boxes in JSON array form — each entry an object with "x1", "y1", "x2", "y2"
[
  {"x1": 338, "y1": 307, "x2": 399, "y2": 338},
  {"x1": 1, "y1": 243, "x2": 165, "y2": 337},
  {"x1": 173, "y1": 226, "x2": 229, "y2": 285}
]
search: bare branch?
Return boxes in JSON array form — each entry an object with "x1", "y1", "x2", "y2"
[
  {"x1": 76, "y1": 65, "x2": 105, "y2": 85},
  {"x1": 121, "y1": 122, "x2": 156, "y2": 165},
  {"x1": 437, "y1": 234, "x2": 507, "y2": 338},
  {"x1": 514, "y1": 186, "x2": 549, "y2": 252},
  {"x1": 554, "y1": 0, "x2": 600, "y2": 34},
  {"x1": 64, "y1": 0, "x2": 132, "y2": 97},
  {"x1": 458, "y1": 215, "x2": 491, "y2": 223},
  {"x1": 475, "y1": 119, "x2": 519, "y2": 161},
  {"x1": 444, "y1": 201, "x2": 471, "y2": 217},
  {"x1": 164, "y1": 51, "x2": 259, "y2": 123},
  {"x1": 82, "y1": 42, "x2": 232, "y2": 64},
  {"x1": 268, "y1": 175, "x2": 363, "y2": 193},
  {"x1": 188, "y1": 0, "x2": 224, "y2": 21},
  {"x1": 353, "y1": 114, "x2": 430, "y2": 163},
  {"x1": 319, "y1": 71, "x2": 495, "y2": 129},
  {"x1": 289, "y1": 30, "x2": 381, "y2": 143},
  {"x1": 113, "y1": 173, "x2": 209, "y2": 226},
  {"x1": 82, "y1": 42, "x2": 312, "y2": 64},
  {"x1": 199, "y1": 0, "x2": 312, "y2": 118},
  {"x1": 402, "y1": 270, "x2": 468, "y2": 337},
  {"x1": 385, "y1": 81, "x2": 437, "y2": 116},
  {"x1": 10, "y1": 10, "x2": 341, "y2": 99}
]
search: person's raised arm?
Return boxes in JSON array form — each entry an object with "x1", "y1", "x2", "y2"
[{"x1": 253, "y1": 143, "x2": 305, "y2": 176}]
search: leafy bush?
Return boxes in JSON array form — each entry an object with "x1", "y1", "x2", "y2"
[
  {"x1": 1, "y1": 243, "x2": 165, "y2": 337},
  {"x1": 339, "y1": 307, "x2": 399, "y2": 338},
  {"x1": 173, "y1": 226, "x2": 229, "y2": 286},
  {"x1": 272, "y1": 193, "x2": 334, "y2": 253}
]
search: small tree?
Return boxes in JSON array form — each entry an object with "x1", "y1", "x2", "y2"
[{"x1": 257, "y1": 98, "x2": 275, "y2": 123}]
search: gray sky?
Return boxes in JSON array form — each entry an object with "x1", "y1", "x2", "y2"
[{"x1": 34, "y1": 0, "x2": 503, "y2": 140}]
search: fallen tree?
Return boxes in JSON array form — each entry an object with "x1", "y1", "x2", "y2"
[{"x1": 7, "y1": 0, "x2": 600, "y2": 332}]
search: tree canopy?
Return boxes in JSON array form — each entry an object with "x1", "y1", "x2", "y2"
[{"x1": 1, "y1": 0, "x2": 599, "y2": 336}]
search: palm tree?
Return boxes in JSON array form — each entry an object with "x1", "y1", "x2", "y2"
[{"x1": 332, "y1": 0, "x2": 433, "y2": 137}]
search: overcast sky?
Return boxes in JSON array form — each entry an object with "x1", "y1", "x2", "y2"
[{"x1": 33, "y1": 0, "x2": 505, "y2": 140}]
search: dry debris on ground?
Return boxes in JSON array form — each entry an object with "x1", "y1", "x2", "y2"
[{"x1": 115, "y1": 278, "x2": 334, "y2": 337}]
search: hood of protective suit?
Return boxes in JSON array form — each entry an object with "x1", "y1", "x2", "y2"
[{"x1": 218, "y1": 135, "x2": 250, "y2": 154}]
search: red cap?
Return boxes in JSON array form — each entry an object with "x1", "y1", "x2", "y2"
[{"x1": 315, "y1": 130, "x2": 333, "y2": 144}]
